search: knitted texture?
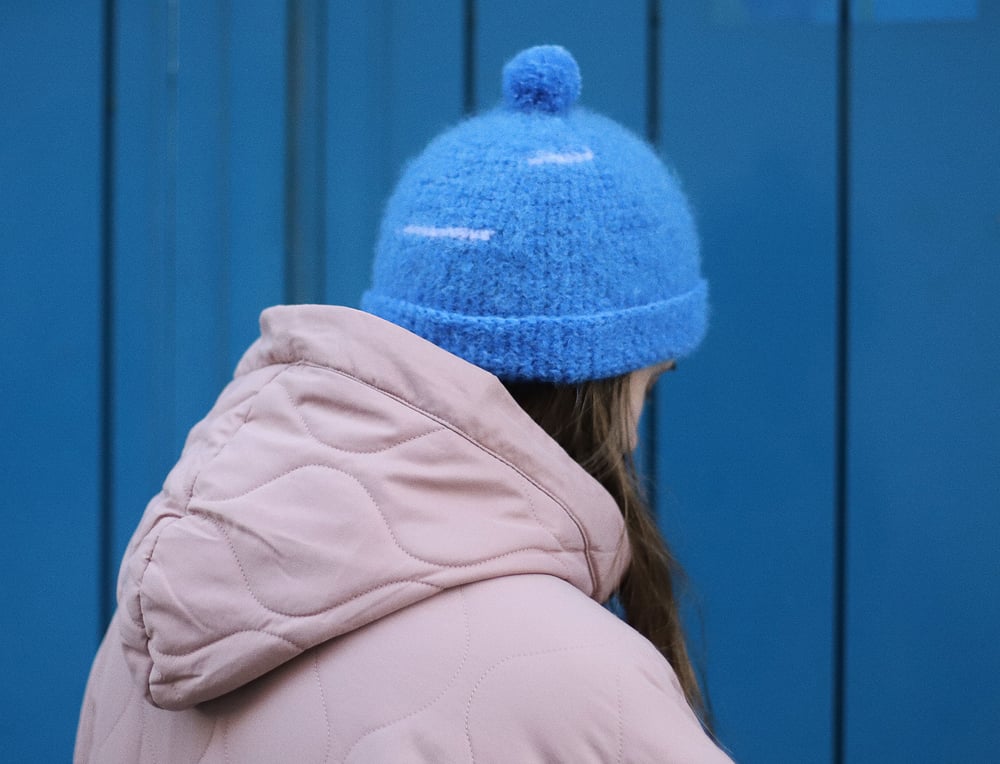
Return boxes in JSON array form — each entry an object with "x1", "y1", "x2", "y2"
[{"x1": 361, "y1": 45, "x2": 707, "y2": 383}]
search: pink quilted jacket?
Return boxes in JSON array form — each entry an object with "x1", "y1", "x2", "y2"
[{"x1": 76, "y1": 305, "x2": 732, "y2": 763}]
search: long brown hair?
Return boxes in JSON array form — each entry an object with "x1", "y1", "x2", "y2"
[{"x1": 503, "y1": 375, "x2": 709, "y2": 726}]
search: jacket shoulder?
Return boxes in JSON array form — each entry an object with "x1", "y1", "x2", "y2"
[{"x1": 460, "y1": 574, "x2": 733, "y2": 763}]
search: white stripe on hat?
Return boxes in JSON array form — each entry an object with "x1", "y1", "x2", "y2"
[
  {"x1": 402, "y1": 225, "x2": 495, "y2": 242},
  {"x1": 526, "y1": 148, "x2": 595, "y2": 166}
]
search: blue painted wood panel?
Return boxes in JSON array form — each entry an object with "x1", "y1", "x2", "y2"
[
  {"x1": 325, "y1": 1, "x2": 464, "y2": 308},
  {"x1": 110, "y1": 0, "x2": 178, "y2": 577},
  {"x1": 110, "y1": 2, "x2": 288, "y2": 573},
  {"x1": 325, "y1": 1, "x2": 392, "y2": 308},
  {"x1": 171, "y1": 2, "x2": 287, "y2": 457},
  {"x1": 846, "y1": 5, "x2": 1000, "y2": 761},
  {"x1": 226, "y1": 6, "x2": 289, "y2": 363},
  {"x1": 4, "y1": 3, "x2": 999, "y2": 761},
  {"x1": 0, "y1": 5, "x2": 104, "y2": 760},
  {"x1": 656, "y1": 3, "x2": 839, "y2": 760},
  {"x1": 287, "y1": 0, "x2": 327, "y2": 305}
]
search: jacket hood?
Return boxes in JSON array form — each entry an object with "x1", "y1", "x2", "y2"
[{"x1": 115, "y1": 305, "x2": 629, "y2": 710}]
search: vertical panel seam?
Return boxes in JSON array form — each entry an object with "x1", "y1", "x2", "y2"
[
  {"x1": 284, "y1": 0, "x2": 326, "y2": 305},
  {"x1": 99, "y1": 0, "x2": 117, "y2": 636},
  {"x1": 166, "y1": 0, "x2": 179, "y2": 453},
  {"x1": 645, "y1": 0, "x2": 661, "y2": 146},
  {"x1": 283, "y1": 0, "x2": 298, "y2": 305},
  {"x1": 833, "y1": 1, "x2": 852, "y2": 762},
  {"x1": 315, "y1": 0, "x2": 328, "y2": 297},
  {"x1": 463, "y1": 0, "x2": 476, "y2": 114},
  {"x1": 219, "y1": 0, "x2": 233, "y2": 383}
]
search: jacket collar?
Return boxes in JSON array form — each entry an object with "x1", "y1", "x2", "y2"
[{"x1": 237, "y1": 304, "x2": 630, "y2": 602}]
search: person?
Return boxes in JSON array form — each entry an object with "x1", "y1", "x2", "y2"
[{"x1": 75, "y1": 45, "x2": 733, "y2": 763}]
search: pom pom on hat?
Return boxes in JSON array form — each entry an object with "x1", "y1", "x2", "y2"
[
  {"x1": 502, "y1": 45, "x2": 581, "y2": 115},
  {"x1": 362, "y1": 45, "x2": 708, "y2": 383}
]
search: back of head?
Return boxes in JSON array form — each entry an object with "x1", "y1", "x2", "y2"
[
  {"x1": 362, "y1": 45, "x2": 707, "y2": 384},
  {"x1": 363, "y1": 45, "x2": 712, "y2": 728}
]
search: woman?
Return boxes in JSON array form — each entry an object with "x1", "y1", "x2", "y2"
[{"x1": 76, "y1": 45, "x2": 732, "y2": 762}]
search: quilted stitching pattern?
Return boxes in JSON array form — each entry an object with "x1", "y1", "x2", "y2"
[{"x1": 119, "y1": 358, "x2": 601, "y2": 710}]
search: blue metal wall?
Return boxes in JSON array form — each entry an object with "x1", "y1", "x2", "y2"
[
  {"x1": 1, "y1": 3, "x2": 103, "y2": 760},
  {"x1": 2, "y1": 2, "x2": 997, "y2": 761}
]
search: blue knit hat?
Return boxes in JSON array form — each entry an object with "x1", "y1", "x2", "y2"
[{"x1": 361, "y1": 45, "x2": 707, "y2": 383}]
